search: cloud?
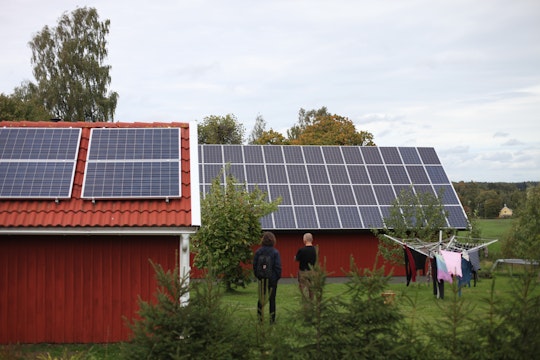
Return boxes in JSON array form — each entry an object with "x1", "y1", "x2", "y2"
[{"x1": 501, "y1": 139, "x2": 524, "y2": 146}]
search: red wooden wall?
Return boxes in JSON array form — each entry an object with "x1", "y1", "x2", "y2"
[
  {"x1": 271, "y1": 232, "x2": 405, "y2": 278},
  {"x1": 1, "y1": 232, "x2": 404, "y2": 344},
  {"x1": 0, "y1": 235, "x2": 178, "y2": 344}
]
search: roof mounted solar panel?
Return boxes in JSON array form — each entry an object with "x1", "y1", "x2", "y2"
[
  {"x1": 82, "y1": 128, "x2": 181, "y2": 199},
  {"x1": 198, "y1": 145, "x2": 469, "y2": 230},
  {"x1": 0, "y1": 128, "x2": 81, "y2": 199}
]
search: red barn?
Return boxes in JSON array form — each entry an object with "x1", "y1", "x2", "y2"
[
  {"x1": 0, "y1": 121, "x2": 200, "y2": 344},
  {"x1": 198, "y1": 144, "x2": 469, "y2": 280}
]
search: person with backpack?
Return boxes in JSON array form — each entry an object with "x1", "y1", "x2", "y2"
[{"x1": 253, "y1": 231, "x2": 282, "y2": 323}]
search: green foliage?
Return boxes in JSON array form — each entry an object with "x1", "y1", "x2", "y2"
[
  {"x1": 28, "y1": 7, "x2": 118, "y2": 122},
  {"x1": 425, "y1": 282, "x2": 478, "y2": 359},
  {"x1": 0, "y1": 82, "x2": 52, "y2": 121},
  {"x1": 502, "y1": 184, "x2": 540, "y2": 260},
  {"x1": 123, "y1": 261, "x2": 250, "y2": 360},
  {"x1": 376, "y1": 186, "x2": 450, "y2": 265},
  {"x1": 36, "y1": 350, "x2": 85, "y2": 360},
  {"x1": 305, "y1": 260, "x2": 408, "y2": 359},
  {"x1": 198, "y1": 114, "x2": 245, "y2": 144},
  {"x1": 287, "y1": 106, "x2": 375, "y2": 146},
  {"x1": 192, "y1": 167, "x2": 280, "y2": 290},
  {"x1": 251, "y1": 129, "x2": 288, "y2": 145}
]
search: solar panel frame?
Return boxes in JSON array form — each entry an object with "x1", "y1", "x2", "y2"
[
  {"x1": 337, "y1": 206, "x2": 362, "y2": 228},
  {"x1": 312, "y1": 184, "x2": 334, "y2": 205},
  {"x1": 245, "y1": 164, "x2": 267, "y2": 183},
  {"x1": 332, "y1": 185, "x2": 356, "y2": 205},
  {"x1": 317, "y1": 206, "x2": 341, "y2": 228},
  {"x1": 202, "y1": 144, "x2": 223, "y2": 163},
  {"x1": 303, "y1": 146, "x2": 324, "y2": 164},
  {"x1": 342, "y1": 147, "x2": 363, "y2": 164},
  {"x1": 82, "y1": 128, "x2": 181, "y2": 199},
  {"x1": 0, "y1": 128, "x2": 81, "y2": 199},
  {"x1": 307, "y1": 164, "x2": 330, "y2": 184},
  {"x1": 367, "y1": 165, "x2": 391, "y2": 184},
  {"x1": 287, "y1": 164, "x2": 309, "y2": 183},
  {"x1": 399, "y1": 147, "x2": 422, "y2": 164},
  {"x1": 266, "y1": 164, "x2": 288, "y2": 183},
  {"x1": 380, "y1": 147, "x2": 402, "y2": 164},
  {"x1": 295, "y1": 206, "x2": 319, "y2": 228},
  {"x1": 322, "y1": 146, "x2": 345, "y2": 164},
  {"x1": 327, "y1": 165, "x2": 350, "y2": 183},
  {"x1": 244, "y1": 146, "x2": 264, "y2": 163},
  {"x1": 359, "y1": 206, "x2": 384, "y2": 228},
  {"x1": 387, "y1": 166, "x2": 410, "y2": 184},
  {"x1": 263, "y1": 146, "x2": 284, "y2": 163},
  {"x1": 274, "y1": 206, "x2": 296, "y2": 228},
  {"x1": 406, "y1": 166, "x2": 430, "y2": 184},
  {"x1": 223, "y1": 145, "x2": 243, "y2": 163},
  {"x1": 361, "y1": 147, "x2": 383, "y2": 164}
]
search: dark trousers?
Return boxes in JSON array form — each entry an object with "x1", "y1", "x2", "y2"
[{"x1": 257, "y1": 279, "x2": 277, "y2": 323}]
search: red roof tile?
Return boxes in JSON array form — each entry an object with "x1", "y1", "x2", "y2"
[{"x1": 0, "y1": 121, "x2": 198, "y2": 232}]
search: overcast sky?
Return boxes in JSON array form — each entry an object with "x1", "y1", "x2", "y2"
[{"x1": 1, "y1": 0, "x2": 539, "y2": 182}]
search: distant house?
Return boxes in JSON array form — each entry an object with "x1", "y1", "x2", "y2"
[{"x1": 499, "y1": 204, "x2": 513, "y2": 218}]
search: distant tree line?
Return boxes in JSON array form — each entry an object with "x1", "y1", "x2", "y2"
[
  {"x1": 198, "y1": 107, "x2": 375, "y2": 147},
  {"x1": 453, "y1": 181, "x2": 538, "y2": 218}
]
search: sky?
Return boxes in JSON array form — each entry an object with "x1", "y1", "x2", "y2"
[{"x1": 1, "y1": 0, "x2": 539, "y2": 183}]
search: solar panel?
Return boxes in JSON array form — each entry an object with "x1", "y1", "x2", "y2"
[
  {"x1": 283, "y1": 146, "x2": 303, "y2": 163},
  {"x1": 317, "y1": 206, "x2": 341, "y2": 228},
  {"x1": 0, "y1": 128, "x2": 81, "y2": 199},
  {"x1": 380, "y1": 147, "x2": 402, "y2": 164},
  {"x1": 82, "y1": 128, "x2": 181, "y2": 199},
  {"x1": 399, "y1": 147, "x2": 422, "y2": 164},
  {"x1": 244, "y1": 146, "x2": 263, "y2": 163},
  {"x1": 303, "y1": 146, "x2": 324, "y2": 163},
  {"x1": 198, "y1": 145, "x2": 469, "y2": 230},
  {"x1": 322, "y1": 146, "x2": 344, "y2": 164},
  {"x1": 295, "y1": 207, "x2": 318, "y2": 228}
]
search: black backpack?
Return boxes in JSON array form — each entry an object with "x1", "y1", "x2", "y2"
[{"x1": 255, "y1": 251, "x2": 273, "y2": 280}]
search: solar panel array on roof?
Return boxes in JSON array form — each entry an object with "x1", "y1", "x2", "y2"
[
  {"x1": 199, "y1": 145, "x2": 469, "y2": 230},
  {"x1": 0, "y1": 128, "x2": 81, "y2": 199},
  {"x1": 82, "y1": 128, "x2": 181, "y2": 199}
]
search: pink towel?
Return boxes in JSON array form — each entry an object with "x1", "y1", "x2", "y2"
[{"x1": 441, "y1": 250, "x2": 462, "y2": 277}]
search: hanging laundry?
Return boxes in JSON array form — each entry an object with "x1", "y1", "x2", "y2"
[
  {"x1": 412, "y1": 248, "x2": 427, "y2": 275},
  {"x1": 468, "y1": 249, "x2": 481, "y2": 272},
  {"x1": 458, "y1": 257, "x2": 474, "y2": 296},
  {"x1": 431, "y1": 257, "x2": 445, "y2": 299},
  {"x1": 441, "y1": 250, "x2": 463, "y2": 277},
  {"x1": 435, "y1": 253, "x2": 452, "y2": 283},
  {"x1": 404, "y1": 245, "x2": 417, "y2": 286}
]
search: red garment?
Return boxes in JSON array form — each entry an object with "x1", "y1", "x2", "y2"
[{"x1": 404, "y1": 245, "x2": 417, "y2": 284}]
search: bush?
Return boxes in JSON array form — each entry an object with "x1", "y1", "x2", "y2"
[{"x1": 122, "y1": 261, "x2": 250, "y2": 360}]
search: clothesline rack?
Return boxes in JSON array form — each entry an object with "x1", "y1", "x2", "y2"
[{"x1": 384, "y1": 231, "x2": 498, "y2": 258}]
